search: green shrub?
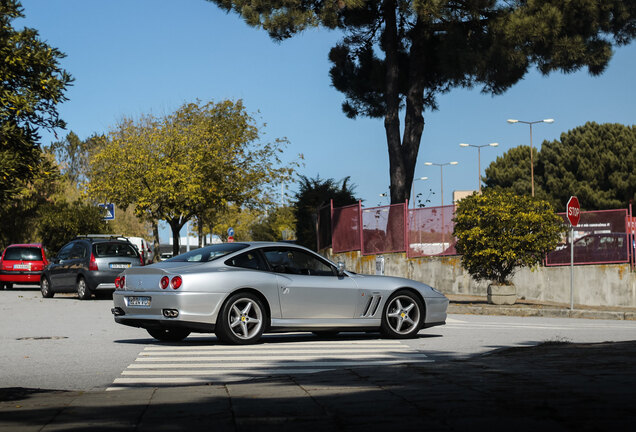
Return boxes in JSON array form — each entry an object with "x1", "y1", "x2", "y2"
[{"x1": 453, "y1": 191, "x2": 565, "y2": 284}]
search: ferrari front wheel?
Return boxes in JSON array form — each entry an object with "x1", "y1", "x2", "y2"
[{"x1": 381, "y1": 290, "x2": 424, "y2": 338}]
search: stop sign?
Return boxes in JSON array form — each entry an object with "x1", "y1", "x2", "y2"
[{"x1": 567, "y1": 196, "x2": 580, "y2": 226}]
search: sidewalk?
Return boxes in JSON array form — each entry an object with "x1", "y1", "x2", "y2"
[
  {"x1": 1, "y1": 339, "x2": 635, "y2": 431},
  {"x1": 447, "y1": 294, "x2": 636, "y2": 320}
]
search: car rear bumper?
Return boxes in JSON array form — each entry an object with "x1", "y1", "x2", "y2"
[
  {"x1": 84, "y1": 271, "x2": 127, "y2": 291},
  {"x1": 0, "y1": 272, "x2": 43, "y2": 284},
  {"x1": 112, "y1": 290, "x2": 225, "y2": 327}
]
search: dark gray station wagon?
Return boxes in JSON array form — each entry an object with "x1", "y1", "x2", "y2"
[{"x1": 41, "y1": 236, "x2": 143, "y2": 299}]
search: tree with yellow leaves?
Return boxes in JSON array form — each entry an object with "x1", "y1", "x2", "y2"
[{"x1": 87, "y1": 99, "x2": 299, "y2": 255}]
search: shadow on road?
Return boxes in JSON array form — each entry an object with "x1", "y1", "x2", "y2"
[{"x1": 2, "y1": 341, "x2": 635, "y2": 430}]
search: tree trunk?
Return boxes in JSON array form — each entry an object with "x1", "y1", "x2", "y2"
[
  {"x1": 383, "y1": 0, "x2": 403, "y2": 204},
  {"x1": 197, "y1": 215, "x2": 204, "y2": 248},
  {"x1": 168, "y1": 217, "x2": 187, "y2": 256},
  {"x1": 383, "y1": 3, "x2": 426, "y2": 205},
  {"x1": 151, "y1": 220, "x2": 160, "y2": 263}
]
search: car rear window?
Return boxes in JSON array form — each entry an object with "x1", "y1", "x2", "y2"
[
  {"x1": 3, "y1": 247, "x2": 43, "y2": 261},
  {"x1": 93, "y1": 242, "x2": 139, "y2": 258},
  {"x1": 169, "y1": 243, "x2": 249, "y2": 263}
]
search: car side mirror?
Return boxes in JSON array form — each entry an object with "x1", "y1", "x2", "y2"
[{"x1": 337, "y1": 261, "x2": 346, "y2": 277}]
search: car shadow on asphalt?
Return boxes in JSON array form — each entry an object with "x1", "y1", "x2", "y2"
[{"x1": 113, "y1": 332, "x2": 443, "y2": 346}]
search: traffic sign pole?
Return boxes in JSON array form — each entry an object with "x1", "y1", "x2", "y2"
[
  {"x1": 566, "y1": 196, "x2": 580, "y2": 311},
  {"x1": 570, "y1": 227, "x2": 574, "y2": 310}
]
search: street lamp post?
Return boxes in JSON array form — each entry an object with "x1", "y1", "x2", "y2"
[
  {"x1": 459, "y1": 142, "x2": 498, "y2": 193},
  {"x1": 410, "y1": 176, "x2": 428, "y2": 209},
  {"x1": 507, "y1": 118, "x2": 554, "y2": 197}
]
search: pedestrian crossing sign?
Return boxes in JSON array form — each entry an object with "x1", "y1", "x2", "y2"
[{"x1": 98, "y1": 203, "x2": 115, "y2": 220}]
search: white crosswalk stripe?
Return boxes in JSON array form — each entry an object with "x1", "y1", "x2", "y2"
[{"x1": 107, "y1": 339, "x2": 431, "y2": 391}]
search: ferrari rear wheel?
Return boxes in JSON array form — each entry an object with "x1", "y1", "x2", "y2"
[
  {"x1": 381, "y1": 290, "x2": 424, "y2": 339},
  {"x1": 216, "y1": 292, "x2": 265, "y2": 345},
  {"x1": 147, "y1": 328, "x2": 190, "y2": 342}
]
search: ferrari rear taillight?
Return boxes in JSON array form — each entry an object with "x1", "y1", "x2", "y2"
[
  {"x1": 160, "y1": 276, "x2": 169, "y2": 289},
  {"x1": 89, "y1": 253, "x2": 98, "y2": 271},
  {"x1": 160, "y1": 275, "x2": 181, "y2": 290},
  {"x1": 170, "y1": 276, "x2": 182, "y2": 290},
  {"x1": 115, "y1": 276, "x2": 125, "y2": 290}
]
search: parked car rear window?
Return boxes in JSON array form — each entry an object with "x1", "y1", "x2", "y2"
[
  {"x1": 3, "y1": 247, "x2": 43, "y2": 261},
  {"x1": 93, "y1": 242, "x2": 139, "y2": 258},
  {"x1": 169, "y1": 243, "x2": 249, "y2": 263}
]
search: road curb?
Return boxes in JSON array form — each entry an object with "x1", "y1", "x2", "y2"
[{"x1": 448, "y1": 304, "x2": 636, "y2": 320}]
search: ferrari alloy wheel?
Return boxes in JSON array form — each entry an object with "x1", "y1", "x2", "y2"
[
  {"x1": 147, "y1": 328, "x2": 190, "y2": 342},
  {"x1": 381, "y1": 290, "x2": 424, "y2": 338},
  {"x1": 216, "y1": 292, "x2": 265, "y2": 344},
  {"x1": 40, "y1": 277, "x2": 54, "y2": 298}
]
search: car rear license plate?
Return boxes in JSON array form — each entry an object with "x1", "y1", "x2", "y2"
[
  {"x1": 127, "y1": 296, "x2": 151, "y2": 307},
  {"x1": 13, "y1": 264, "x2": 30, "y2": 270},
  {"x1": 110, "y1": 263, "x2": 131, "y2": 269}
]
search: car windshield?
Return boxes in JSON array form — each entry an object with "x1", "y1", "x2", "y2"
[
  {"x1": 168, "y1": 243, "x2": 249, "y2": 263},
  {"x1": 3, "y1": 247, "x2": 42, "y2": 261},
  {"x1": 94, "y1": 242, "x2": 139, "y2": 258}
]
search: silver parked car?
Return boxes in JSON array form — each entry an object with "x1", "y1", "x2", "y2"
[{"x1": 111, "y1": 242, "x2": 449, "y2": 344}]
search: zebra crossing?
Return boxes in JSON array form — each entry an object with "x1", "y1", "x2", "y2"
[{"x1": 107, "y1": 337, "x2": 432, "y2": 390}]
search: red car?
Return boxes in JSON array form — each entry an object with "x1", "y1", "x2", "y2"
[{"x1": 0, "y1": 244, "x2": 48, "y2": 290}]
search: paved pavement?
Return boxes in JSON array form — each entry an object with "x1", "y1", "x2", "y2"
[
  {"x1": 447, "y1": 294, "x2": 636, "y2": 320},
  {"x1": 2, "y1": 296, "x2": 635, "y2": 431}
]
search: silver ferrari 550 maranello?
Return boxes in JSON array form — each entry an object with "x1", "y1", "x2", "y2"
[{"x1": 111, "y1": 242, "x2": 449, "y2": 344}]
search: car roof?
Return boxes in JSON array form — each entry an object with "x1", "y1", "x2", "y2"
[
  {"x1": 73, "y1": 235, "x2": 134, "y2": 243},
  {"x1": 4, "y1": 243, "x2": 44, "y2": 248}
]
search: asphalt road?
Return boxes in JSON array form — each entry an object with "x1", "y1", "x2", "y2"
[{"x1": 2, "y1": 289, "x2": 636, "y2": 392}]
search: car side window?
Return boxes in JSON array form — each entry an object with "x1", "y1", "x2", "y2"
[
  {"x1": 263, "y1": 248, "x2": 336, "y2": 276},
  {"x1": 225, "y1": 251, "x2": 267, "y2": 271},
  {"x1": 57, "y1": 243, "x2": 74, "y2": 260},
  {"x1": 70, "y1": 243, "x2": 87, "y2": 259}
]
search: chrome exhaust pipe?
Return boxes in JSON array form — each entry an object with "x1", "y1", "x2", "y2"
[
  {"x1": 111, "y1": 307, "x2": 125, "y2": 316},
  {"x1": 162, "y1": 309, "x2": 179, "y2": 318}
]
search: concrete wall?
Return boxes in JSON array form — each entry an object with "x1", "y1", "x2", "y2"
[{"x1": 323, "y1": 249, "x2": 636, "y2": 308}]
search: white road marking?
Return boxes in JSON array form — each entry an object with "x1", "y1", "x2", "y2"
[{"x1": 107, "y1": 339, "x2": 429, "y2": 391}]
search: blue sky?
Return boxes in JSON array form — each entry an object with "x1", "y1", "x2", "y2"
[{"x1": 19, "y1": 0, "x2": 636, "y2": 242}]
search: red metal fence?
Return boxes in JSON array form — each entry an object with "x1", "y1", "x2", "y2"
[
  {"x1": 332, "y1": 202, "x2": 361, "y2": 253},
  {"x1": 317, "y1": 203, "x2": 332, "y2": 251},
  {"x1": 324, "y1": 200, "x2": 635, "y2": 268},
  {"x1": 407, "y1": 205, "x2": 457, "y2": 257},
  {"x1": 361, "y1": 204, "x2": 406, "y2": 255},
  {"x1": 629, "y1": 204, "x2": 635, "y2": 269},
  {"x1": 329, "y1": 200, "x2": 457, "y2": 257}
]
